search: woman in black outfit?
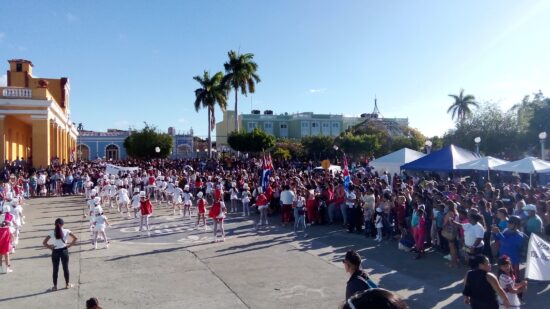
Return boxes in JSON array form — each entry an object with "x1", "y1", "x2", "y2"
[
  {"x1": 42, "y1": 218, "x2": 78, "y2": 291},
  {"x1": 462, "y1": 255, "x2": 510, "y2": 309}
]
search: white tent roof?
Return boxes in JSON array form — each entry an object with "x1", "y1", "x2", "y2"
[
  {"x1": 492, "y1": 157, "x2": 550, "y2": 174},
  {"x1": 455, "y1": 156, "x2": 509, "y2": 171},
  {"x1": 371, "y1": 148, "x2": 425, "y2": 164},
  {"x1": 370, "y1": 148, "x2": 425, "y2": 175}
]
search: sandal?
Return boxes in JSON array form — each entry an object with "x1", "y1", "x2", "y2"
[{"x1": 50, "y1": 286, "x2": 58, "y2": 292}]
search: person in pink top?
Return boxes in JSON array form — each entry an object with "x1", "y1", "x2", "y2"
[
  {"x1": 0, "y1": 221, "x2": 13, "y2": 273},
  {"x1": 414, "y1": 208, "x2": 427, "y2": 260}
]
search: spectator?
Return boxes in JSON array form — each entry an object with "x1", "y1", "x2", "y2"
[{"x1": 343, "y1": 250, "x2": 375, "y2": 300}]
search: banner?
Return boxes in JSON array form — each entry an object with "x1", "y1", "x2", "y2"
[
  {"x1": 525, "y1": 233, "x2": 550, "y2": 281},
  {"x1": 105, "y1": 164, "x2": 140, "y2": 176}
]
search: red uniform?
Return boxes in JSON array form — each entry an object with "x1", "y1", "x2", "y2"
[
  {"x1": 214, "y1": 189, "x2": 222, "y2": 202},
  {"x1": 197, "y1": 198, "x2": 206, "y2": 214},
  {"x1": 256, "y1": 194, "x2": 268, "y2": 207},
  {"x1": 140, "y1": 199, "x2": 153, "y2": 215},
  {"x1": 208, "y1": 201, "x2": 222, "y2": 219}
]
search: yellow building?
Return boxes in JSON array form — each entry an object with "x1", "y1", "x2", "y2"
[{"x1": 0, "y1": 59, "x2": 78, "y2": 168}]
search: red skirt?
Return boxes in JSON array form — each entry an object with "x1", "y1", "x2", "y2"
[{"x1": 208, "y1": 202, "x2": 221, "y2": 219}]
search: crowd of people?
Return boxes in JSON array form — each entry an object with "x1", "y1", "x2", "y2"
[{"x1": 1, "y1": 155, "x2": 549, "y2": 308}]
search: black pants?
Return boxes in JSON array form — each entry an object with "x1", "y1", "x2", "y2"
[{"x1": 52, "y1": 248, "x2": 69, "y2": 286}]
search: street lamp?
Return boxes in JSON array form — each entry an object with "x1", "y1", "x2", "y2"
[
  {"x1": 539, "y1": 131, "x2": 547, "y2": 160},
  {"x1": 424, "y1": 140, "x2": 433, "y2": 154},
  {"x1": 155, "y1": 146, "x2": 161, "y2": 154},
  {"x1": 474, "y1": 137, "x2": 481, "y2": 155}
]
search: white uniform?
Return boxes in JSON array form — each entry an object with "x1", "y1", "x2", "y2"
[
  {"x1": 94, "y1": 214, "x2": 107, "y2": 232},
  {"x1": 131, "y1": 194, "x2": 141, "y2": 209},
  {"x1": 183, "y1": 191, "x2": 193, "y2": 206},
  {"x1": 117, "y1": 188, "x2": 130, "y2": 204},
  {"x1": 174, "y1": 187, "x2": 184, "y2": 204}
]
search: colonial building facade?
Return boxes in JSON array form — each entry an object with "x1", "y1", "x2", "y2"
[{"x1": 0, "y1": 59, "x2": 78, "y2": 168}]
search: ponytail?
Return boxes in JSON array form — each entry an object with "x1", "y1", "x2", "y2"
[{"x1": 54, "y1": 218, "x2": 64, "y2": 240}]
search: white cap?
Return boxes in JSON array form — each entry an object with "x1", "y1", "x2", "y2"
[
  {"x1": 140, "y1": 191, "x2": 146, "y2": 197},
  {"x1": 94, "y1": 196, "x2": 101, "y2": 204},
  {"x1": 134, "y1": 188, "x2": 140, "y2": 193},
  {"x1": 184, "y1": 185, "x2": 190, "y2": 191},
  {"x1": 524, "y1": 204, "x2": 537, "y2": 212},
  {"x1": 94, "y1": 205, "x2": 103, "y2": 214},
  {"x1": 2, "y1": 204, "x2": 11, "y2": 213},
  {"x1": 197, "y1": 192, "x2": 204, "y2": 198}
]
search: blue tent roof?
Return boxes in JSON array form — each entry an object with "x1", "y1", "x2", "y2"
[{"x1": 400, "y1": 144, "x2": 480, "y2": 172}]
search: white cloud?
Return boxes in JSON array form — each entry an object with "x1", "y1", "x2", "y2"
[
  {"x1": 0, "y1": 74, "x2": 6, "y2": 86},
  {"x1": 66, "y1": 12, "x2": 78, "y2": 23},
  {"x1": 308, "y1": 88, "x2": 326, "y2": 94}
]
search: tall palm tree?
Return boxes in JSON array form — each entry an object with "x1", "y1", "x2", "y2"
[
  {"x1": 194, "y1": 71, "x2": 228, "y2": 158},
  {"x1": 447, "y1": 89, "x2": 479, "y2": 125},
  {"x1": 223, "y1": 50, "x2": 261, "y2": 132}
]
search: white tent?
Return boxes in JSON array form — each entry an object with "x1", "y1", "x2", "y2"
[
  {"x1": 492, "y1": 157, "x2": 550, "y2": 174},
  {"x1": 370, "y1": 148, "x2": 425, "y2": 175},
  {"x1": 455, "y1": 156, "x2": 509, "y2": 171}
]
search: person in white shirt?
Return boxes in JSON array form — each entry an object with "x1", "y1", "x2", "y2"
[
  {"x1": 182, "y1": 185, "x2": 194, "y2": 218},
  {"x1": 9, "y1": 200, "x2": 23, "y2": 247},
  {"x1": 293, "y1": 189, "x2": 307, "y2": 236},
  {"x1": 173, "y1": 185, "x2": 184, "y2": 216},
  {"x1": 42, "y1": 218, "x2": 78, "y2": 291},
  {"x1": 92, "y1": 211, "x2": 110, "y2": 249},
  {"x1": 452, "y1": 213, "x2": 485, "y2": 258},
  {"x1": 116, "y1": 186, "x2": 131, "y2": 217},
  {"x1": 229, "y1": 182, "x2": 240, "y2": 213},
  {"x1": 280, "y1": 185, "x2": 295, "y2": 227},
  {"x1": 131, "y1": 189, "x2": 141, "y2": 219},
  {"x1": 241, "y1": 184, "x2": 251, "y2": 216}
]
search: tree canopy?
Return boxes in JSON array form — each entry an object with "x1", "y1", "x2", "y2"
[
  {"x1": 228, "y1": 128, "x2": 275, "y2": 153},
  {"x1": 123, "y1": 124, "x2": 173, "y2": 160},
  {"x1": 447, "y1": 89, "x2": 479, "y2": 124}
]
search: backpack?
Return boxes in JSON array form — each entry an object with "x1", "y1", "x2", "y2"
[{"x1": 356, "y1": 275, "x2": 378, "y2": 289}]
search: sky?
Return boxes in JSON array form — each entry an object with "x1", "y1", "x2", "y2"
[{"x1": 1, "y1": 0, "x2": 549, "y2": 139}]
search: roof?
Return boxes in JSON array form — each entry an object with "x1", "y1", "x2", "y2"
[
  {"x1": 8, "y1": 59, "x2": 34, "y2": 66},
  {"x1": 78, "y1": 130, "x2": 129, "y2": 137},
  {"x1": 371, "y1": 148, "x2": 425, "y2": 164},
  {"x1": 400, "y1": 144, "x2": 480, "y2": 172}
]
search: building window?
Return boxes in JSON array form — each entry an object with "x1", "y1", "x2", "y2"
[
  {"x1": 301, "y1": 121, "x2": 309, "y2": 128},
  {"x1": 280, "y1": 124, "x2": 288, "y2": 129},
  {"x1": 264, "y1": 122, "x2": 273, "y2": 130},
  {"x1": 247, "y1": 122, "x2": 257, "y2": 131},
  {"x1": 16, "y1": 63, "x2": 23, "y2": 72},
  {"x1": 105, "y1": 144, "x2": 120, "y2": 161},
  {"x1": 322, "y1": 122, "x2": 329, "y2": 128},
  {"x1": 311, "y1": 122, "x2": 318, "y2": 128}
]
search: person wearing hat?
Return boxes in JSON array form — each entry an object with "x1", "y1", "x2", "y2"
[
  {"x1": 92, "y1": 208, "x2": 110, "y2": 250},
  {"x1": 116, "y1": 185, "x2": 131, "y2": 218},
  {"x1": 42, "y1": 218, "x2": 78, "y2": 291},
  {"x1": 241, "y1": 183, "x2": 251, "y2": 216},
  {"x1": 195, "y1": 191, "x2": 208, "y2": 230},
  {"x1": 182, "y1": 185, "x2": 194, "y2": 219},
  {"x1": 524, "y1": 204, "x2": 543, "y2": 237},
  {"x1": 492, "y1": 215, "x2": 527, "y2": 280},
  {"x1": 343, "y1": 250, "x2": 375, "y2": 300},
  {"x1": 172, "y1": 184, "x2": 184, "y2": 216},
  {"x1": 229, "y1": 182, "x2": 240, "y2": 213},
  {"x1": 139, "y1": 191, "x2": 153, "y2": 235},
  {"x1": 131, "y1": 188, "x2": 141, "y2": 219},
  {"x1": 0, "y1": 218, "x2": 13, "y2": 273}
]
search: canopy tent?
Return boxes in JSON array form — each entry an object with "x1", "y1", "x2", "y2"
[
  {"x1": 370, "y1": 148, "x2": 425, "y2": 175},
  {"x1": 492, "y1": 157, "x2": 550, "y2": 174},
  {"x1": 400, "y1": 144, "x2": 480, "y2": 172},
  {"x1": 455, "y1": 156, "x2": 509, "y2": 171}
]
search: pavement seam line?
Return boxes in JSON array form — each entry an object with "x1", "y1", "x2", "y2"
[{"x1": 188, "y1": 249, "x2": 251, "y2": 309}]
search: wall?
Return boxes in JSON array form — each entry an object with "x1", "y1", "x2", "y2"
[
  {"x1": 3, "y1": 115, "x2": 32, "y2": 162},
  {"x1": 79, "y1": 137, "x2": 127, "y2": 160}
]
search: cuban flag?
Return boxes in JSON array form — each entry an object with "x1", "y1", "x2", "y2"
[
  {"x1": 261, "y1": 154, "x2": 273, "y2": 192},
  {"x1": 343, "y1": 155, "x2": 351, "y2": 192}
]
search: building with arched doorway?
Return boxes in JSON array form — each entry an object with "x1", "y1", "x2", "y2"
[
  {"x1": 0, "y1": 59, "x2": 78, "y2": 168},
  {"x1": 77, "y1": 129, "x2": 129, "y2": 161}
]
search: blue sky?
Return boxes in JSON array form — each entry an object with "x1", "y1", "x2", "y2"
[{"x1": 1, "y1": 0, "x2": 549, "y2": 138}]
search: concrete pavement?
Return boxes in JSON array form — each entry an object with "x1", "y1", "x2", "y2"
[{"x1": 0, "y1": 196, "x2": 548, "y2": 308}]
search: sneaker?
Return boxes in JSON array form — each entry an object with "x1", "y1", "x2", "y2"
[
  {"x1": 6, "y1": 267, "x2": 13, "y2": 273},
  {"x1": 105, "y1": 244, "x2": 109, "y2": 249}
]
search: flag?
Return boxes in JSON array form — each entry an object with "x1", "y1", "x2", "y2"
[
  {"x1": 343, "y1": 154, "x2": 351, "y2": 192},
  {"x1": 261, "y1": 153, "x2": 273, "y2": 191},
  {"x1": 525, "y1": 233, "x2": 550, "y2": 281}
]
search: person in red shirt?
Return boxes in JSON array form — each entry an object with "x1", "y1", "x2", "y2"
[
  {"x1": 256, "y1": 190, "x2": 269, "y2": 227},
  {"x1": 208, "y1": 200, "x2": 226, "y2": 242},
  {"x1": 196, "y1": 192, "x2": 207, "y2": 230},
  {"x1": 139, "y1": 191, "x2": 153, "y2": 235}
]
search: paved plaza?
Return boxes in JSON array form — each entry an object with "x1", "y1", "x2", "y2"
[{"x1": 0, "y1": 197, "x2": 548, "y2": 308}]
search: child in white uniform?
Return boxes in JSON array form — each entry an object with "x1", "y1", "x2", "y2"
[
  {"x1": 93, "y1": 211, "x2": 110, "y2": 249},
  {"x1": 182, "y1": 185, "x2": 194, "y2": 218},
  {"x1": 173, "y1": 186, "x2": 184, "y2": 216},
  {"x1": 131, "y1": 189, "x2": 141, "y2": 219},
  {"x1": 117, "y1": 187, "x2": 131, "y2": 217}
]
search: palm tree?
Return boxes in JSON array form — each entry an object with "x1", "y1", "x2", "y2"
[
  {"x1": 223, "y1": 50, "x2": 261, "y2": 132},
  {"x1": 447, "y1": 89, "x2": 479, "y2": 125},
  {"x1": 193, "y1": 71, "x2": 228, "y2": 158}
]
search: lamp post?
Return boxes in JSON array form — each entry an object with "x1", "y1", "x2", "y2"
[
  {"x1": 474, "y1": 137, "x2": 481, "y2": 155},
  {"x1": 424, "y1": 140, "x2": 433, "y2": 154},
  {"x1": 539, "y1": 131, "x2": 547, "y2": 160}
]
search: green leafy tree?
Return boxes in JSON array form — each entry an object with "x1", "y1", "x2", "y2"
[
  {"x1": 228, "y1": 128, "x2": 275, "y2": 153},
  {"x1": 336, "y1": 132, "x2": 380, "y2": 159},
  {"x1": 223, "y1": 50, "x2": 261, "y2": 132},
  {"x1": 276, "y1": 139, "x2": 305, "y2": 160},
  {"x1": 124, "y1": 124, "x2": 173, "y2": 160},
  {"x1": 301, "y1": 135, "x2": 335, "y2": 160},
  {"x1": 193, "y1": 71, "x2": 228, "y2": 158},
  {"x1": 272, "y1": 147, "x2": 291, "y2": 161},
  {"x1": 448, "y1": 89, "x2": 479, "y2": 125},
  {"x1": 443, "y1": 103, "x2": 523, "y2": 158}
]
